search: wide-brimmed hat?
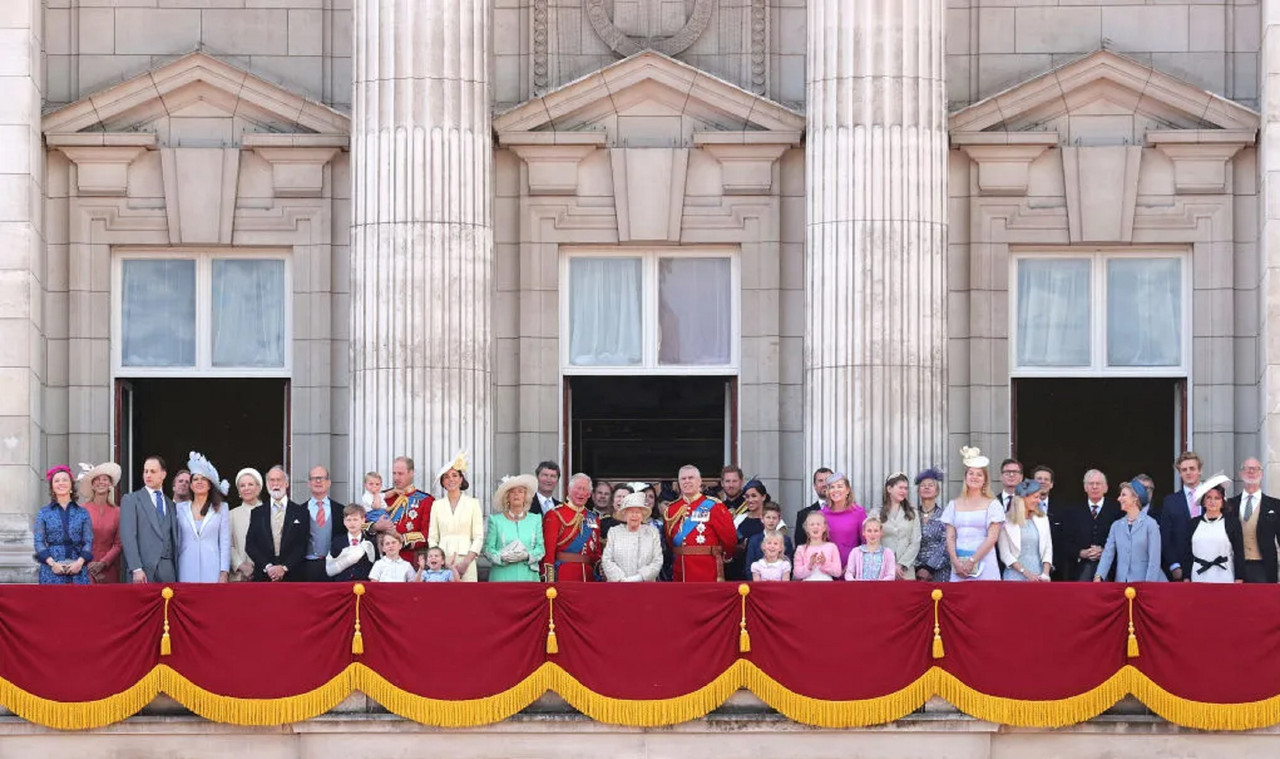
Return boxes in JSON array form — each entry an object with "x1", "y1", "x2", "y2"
[
  {"x1": 75, "y1": 461, "x2": 121, "y2": 500},
  {"x1": 1192, "y1": 473, "x2": 1231, "y2": 506},
  {"x1": 187, "y1": 451, "x2": 230, "y2": 496},
  {"x1": 436, "y1": 449, "x2": 469, "y2": 481},
  {"x1": 960, "y1": 446, "x2": 990, "y2": 469},
  {"x1": 494, "y1": 474, "x2": 538, "y2": 511}
]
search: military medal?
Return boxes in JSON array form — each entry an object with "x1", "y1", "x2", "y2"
[
  {"x1": 409, "y1": 509, "x2": 418, "y2": 518},
  {"x1": 695, "y1": 533, "x2": 706, "y2": 544},
  {"x1": 406, "y1": 521, "x2": 414, "y2": 530}
]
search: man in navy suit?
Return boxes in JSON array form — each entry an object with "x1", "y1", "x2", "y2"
[
  {"x1": 1159, "y1": 451, "x2": 1204, "y2": 581},
  {"x1": 246, "y1": 465, "x2": 309, "y2": 581}
]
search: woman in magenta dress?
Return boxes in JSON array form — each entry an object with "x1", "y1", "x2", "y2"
[{"x1": 821, "y1": 472, "x2": 867, "y2": 567}]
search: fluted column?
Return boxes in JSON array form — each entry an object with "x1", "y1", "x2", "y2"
[
  {"x1": 804, "y1": 0, "x2": 947, "y2": 503},
  {"x1": 350, "y1": 0, "x2": 493, "y2": 496}
]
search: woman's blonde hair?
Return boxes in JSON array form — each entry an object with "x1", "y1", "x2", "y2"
[
  {"x1": 802, "y1": 510, "x2": 829, "y2": 542},
  {"x1": 955, "y1": 466, "x2": 994, "y2": 502}
]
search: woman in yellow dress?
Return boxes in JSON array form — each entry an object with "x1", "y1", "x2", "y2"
[{"x1": 427, "y1": 450, "x2": 485, "y2": 582}]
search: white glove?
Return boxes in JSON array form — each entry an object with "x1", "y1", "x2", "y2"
[{"x1": 326, "y1": 544, "x2": 368, "y2": 576}]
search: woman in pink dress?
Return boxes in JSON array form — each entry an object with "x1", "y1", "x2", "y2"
[
  {"x1": 821, "y1": 472, "x2": 867, "y2": 567},
  {"x1": 76, "y1": 461, "x2": 123, "y2": 583}
]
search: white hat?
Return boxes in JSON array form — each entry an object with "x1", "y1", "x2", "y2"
[
  {"x1": 1192, "y1": 473, "x2": 1232, "y2": 506},
  {"x1": 618, "y1": 491, "x2": 650, "y2": 513},
  {"x1": 436, "y1": 449, "x2": 469, "y2": 481},
  {"x1": 494, "y1": 474, "x2": 539, "y2": 511},
  {"x1": 187, "y1": 451, "x2": 230, "y2": 496},
  {"x1": 960, "y1": 446, "x2": 990, "y2": 469},
  {"x1": 75, "y1": 461, "x2": 121, "y2": 501},
  {"x1": 235, "y1": 467, "x2": 264, "y2": 490}
]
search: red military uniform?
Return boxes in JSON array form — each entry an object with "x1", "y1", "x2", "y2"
[
  {"x1": 384, "y1": 486, "x2": 434, "y2": 562},
  {"x1": 664, "y1": 494, "x2": 737, "y2": 582},
  {"x1": 542, "y1": 502, "x2": 601, "y2": 582}
]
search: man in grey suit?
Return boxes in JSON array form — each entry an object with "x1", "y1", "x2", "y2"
[{"x1": 120, "y1": 455, "x2": 179, "y2": 583}]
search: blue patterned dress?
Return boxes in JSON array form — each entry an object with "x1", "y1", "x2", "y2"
[{"x1": 34, "y1": 501, "x2": 94, "y2": 584}]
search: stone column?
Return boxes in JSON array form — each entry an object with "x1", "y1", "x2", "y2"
[
  {"x1": 0, "y1": 0, "x2": 46, "y2": 581},
  {"x1": 1262, "y1": 1, "x2": 1280, "y2": 486},
  {"x1": 803, "y1": 0, "x2": 947, "y2": 503},
  {"x1": 349, "y1": 0, "x2": 493, "y2": 496}
]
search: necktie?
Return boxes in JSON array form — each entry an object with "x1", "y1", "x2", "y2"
[
  {"x1": 1091, "y1": 505, "x2": 1099, "y2": 519},
  {"x1": 351, "y1": 538, "x2": 359, "y2": 546},
  {"x1": 153, "y1": 490, "x2": 164, "y2": 518},
  {"x1": 316, "y1": 502, "x2": 326, "y2": 527},
  {"x1": 1245, "y1": 495, "x2": 1255, "y2": 522}
]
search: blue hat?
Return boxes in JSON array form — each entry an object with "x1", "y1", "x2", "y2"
[
  {"x1": 914, "y1": 467, "x2": 944, "y2": 485},
  {"x1": 1014, "y1": 479, "x2": 1043, "y2": 498},
  {"x1": 187, "y1": 451, "x2": 229, "y2": 496},
  {"x1": 1126, "y1": 479, "x2": 1150, "y2": 508}
]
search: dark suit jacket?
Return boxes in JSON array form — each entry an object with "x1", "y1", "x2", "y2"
[
  {"x1": 328, "y1": 529, "x2": 374, "y2": 582},
  {"x1": 246, "y1": 500, "x2": 309, "y2": 581},
  {"x1": 119, "y1": 487, "x2": 179, "y2": 582},
  {"x1": 1061, "y1": 498, "x2": 1121, "y2": 580},
  {"x1": 1044, "y1": 497, "x2": 1068, "y2": 580},
  {"x1": 1227, "y1": 491, "x2": 1280, "y2": 582},
  {"x1": 531, "y1": 494, "x2": 558, "y2": 517},
  {"x1": 1188, "y1": 512, "x2": 1245, "y2": 581},
  {"x1": 794, "y1": 502, "x2": 821, "y2": 545},
  {"x1": 1159, "y1": 490, "x2": 1195, "y2": 578}
]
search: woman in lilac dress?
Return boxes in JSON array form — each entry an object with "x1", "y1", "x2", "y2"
[{"x1": 940, "y1": 447, "x2": 1004, "y2": 582}]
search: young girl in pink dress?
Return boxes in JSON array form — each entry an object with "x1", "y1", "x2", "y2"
[
  {"x1": 792, "y1": 511, "x2": 842, "y2": 581},
  {"x1": 844, "y1": 518, "x2": 897, "y2": 581}
]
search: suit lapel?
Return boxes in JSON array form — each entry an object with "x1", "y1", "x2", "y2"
[{"x1": 139, "y1": 489, "x2": 164, "y2": 538}]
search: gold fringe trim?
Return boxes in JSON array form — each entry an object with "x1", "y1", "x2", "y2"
[
  {"x1": 5, "y1": 662, "x2": 1280, "y2": 731},
  {"x1": 353, "y1": 662, "x2": 550, "y2": 727}
]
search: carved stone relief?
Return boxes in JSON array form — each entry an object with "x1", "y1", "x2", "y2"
[{"x1": 585, "y1": 0, "x2": 716, "y2": 57}]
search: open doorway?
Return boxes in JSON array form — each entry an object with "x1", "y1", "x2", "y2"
[
  {"x1": 115, "y1": 378, "x2": 290, "y2": 492},
  {"x1": 565, "y1": 375, "x2": 736, "y2": 482},
  {"x1": 1013, "y1": 378, "x2": 1185, "y2": 503}
]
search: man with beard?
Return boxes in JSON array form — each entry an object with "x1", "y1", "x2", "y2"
[
  {"x1": 541, "y1": 473, "x2": 601, "y2": 581},
  {"x1": 1228, "y1": 457, "x2": 1280, "y2": 583},
  {"x1": 246, "y1": 465, "x2": 309, "y2": 581},
  {"x1": 665, "y1": 465, "x2": 736, "y2": 582},
  {"x1": 377, "y1": 456, "x2": 434, "y2": 562}
]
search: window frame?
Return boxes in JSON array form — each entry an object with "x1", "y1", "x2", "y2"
[
  {"x1": 112, "y1": 249, "x2": 292, "y2": 378},
  {"x1": 559, "y1": 247, "x2": 740, "y2": 375},
  {"x1": 1009, "y1": 248, "x2": 1191, "y2": 379}
]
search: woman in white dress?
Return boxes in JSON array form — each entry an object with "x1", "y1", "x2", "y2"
[
  {"x1": 941, "y1": 446, "x2": 1004, "y2": 582},
  {"x1": 228, "y1": 467, "x2": 262, "y2": 582},
  {"x1": 601, "y1": 492, "x2": 664, "y2": 582},
  {"x1": 1188, "y1": 474, "x2": 1243, "y2": 583},
  {"x1": 176, "y1": 451, "x2": 231, "y2": 583},
  {"x1": 427, "y1": 450, "x2": 485, "y2": 582}
]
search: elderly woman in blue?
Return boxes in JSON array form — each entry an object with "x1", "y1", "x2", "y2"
[
  {"x1": 34, "y1": 465, "x2": 94, "y2": 584},
  {"x1": 1095, "y1": 479, "x2": 1166, "y2": 584}
]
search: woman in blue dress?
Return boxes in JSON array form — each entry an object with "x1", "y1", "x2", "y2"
[{"x1": 33, "y1": 465, "x2": 93, "y2": 584}]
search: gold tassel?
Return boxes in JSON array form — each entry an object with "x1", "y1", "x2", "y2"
[
  {"x1": 545, "y1": 587, "x2": 559, "y2": 654},
  {"x1": 737, "y1": 583, "x2": 751, "y2": 653},
  {"x1": 351, "y1": 583, "x2": 366, "y2": 655},
  {"x1": 1124, "y1": 586, "x2": 1139, "y2": 658},
  {"x1": 160, "y1": 586, "x2": 174, "y2": 656},
  {"x1": 930, "y1": 588, "x2": 944, "y2": 659}
]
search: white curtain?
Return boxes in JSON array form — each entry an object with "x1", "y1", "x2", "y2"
[
  {"x1": 569, "y1": 258, "x2": 643, "y2": 365},
  {"x1": 121, "y1": 259, "x2": 196, "y2": 367},
  {"x1": 1107, "y1": 258, "x2": 1181, "y2": 367},
  {"x1": 1016, "y1": 259, "x2": 1091, "y2": 367},
  {"x1": 658, "y1": 258, "x2": 731, "y2": 365},
  {"x1": 212, "y1": 259, "x2": 286, "y2": 367}
]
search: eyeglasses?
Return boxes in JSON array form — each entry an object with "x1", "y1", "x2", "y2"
[
  {"x1": 1001, "y1": 470, "x2": 1022, "y2": 476},
  {"x1": 1242, "y1": 466, "x2": 1263, "y2": 473},
  {"x1": 308, "y1": 476, "x2": 329, "y2": 481}
]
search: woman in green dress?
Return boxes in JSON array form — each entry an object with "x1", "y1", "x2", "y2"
[{"x1": 484, "y1": 474, "x2": 545, "y2": 582}]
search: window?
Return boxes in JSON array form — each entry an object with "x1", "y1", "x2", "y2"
[
  {"x1": 115, "y1": 252, "x2": 290, "y2": 376},
  {"x1": 1012, "y1": 253, "x2": 1186, "y2": 376},
  {"x1": 563, "y1": 250, "x2": 737, "y2": 373}
]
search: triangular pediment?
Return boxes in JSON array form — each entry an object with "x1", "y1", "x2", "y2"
[
  {"x1": 494, "y1": 51, "x2": 804, "y2": 142},
  {"x1": 949, "y1": 50, "x2": 1258, "y2": 134},
  {"x1": 42, "y1": 51, "x2": 349, "y2": 138}
]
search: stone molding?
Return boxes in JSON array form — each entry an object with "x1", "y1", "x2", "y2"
[
  {"x1": 951, "y1": 133, "x2": 1057, "y2": 197},
  {"x1": 1146, "y1": 130, "x2": 1254, "y2": 195},
  {"x1": 42, "y1": 51, "x2": 350, "y2": 138}
]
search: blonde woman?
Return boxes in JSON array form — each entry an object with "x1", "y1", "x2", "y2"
[
  {"x1": 940, "y1": 447, "x2": 1004, "y2": 581},
  {"x1": 998, "y1": 479, "x2": 1053, "y2": 581},
  {"x1": 428, "y1": 451, "x2": 485, "y2": 581}
]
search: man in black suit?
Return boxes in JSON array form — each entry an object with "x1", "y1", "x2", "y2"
[
  {"x1": 795, "y1": 467, "x2": 832, "y2": 546},
  {"x1": 1061, "y1": 468, "x2": 1121, "y2": 581},
  {"x1": 532, "y1": 460, "x2": 560, "y2": 516},
  {"x1": 1159, "y1": 451, "x2": 1204, "y2": 581},
  {"x1": 1032, "y1": 466, "x2": 1067, "y2": 581},
  {"x1": 1228, "y1": 457, "x2": 1280, "y2": 583},
  {"x1": 246, "y1": 465, "x2": 309, "y2": 581},
  {"x1": 996, "y1": 458, "x2": 1023, "y2": 511}
]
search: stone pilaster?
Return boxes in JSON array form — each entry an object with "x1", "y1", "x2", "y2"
[
  {"x1": 0, "y1": 0, "x2": 45, "y2": 582},
  {"x1": 1261, "y1": 1, "x2": 1280, "y2": 486},
  {"x1": 349, "y1": 0, "x2": 493, "y2": 496},
  {"x1": 803, "y1": 0, "x2": 947, "y2": 503}
]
